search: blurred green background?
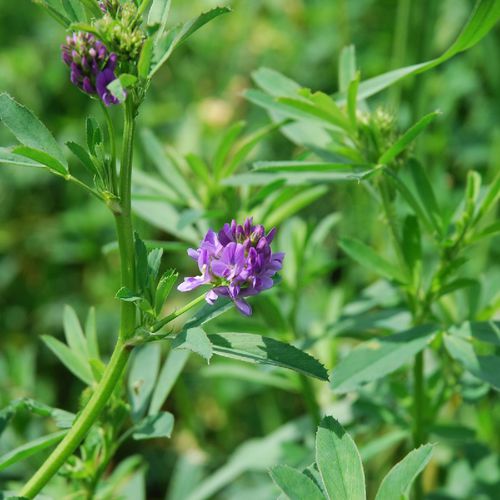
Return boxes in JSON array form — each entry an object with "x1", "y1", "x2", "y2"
[{"x1": 1, "y1": 0, "x2": 499, "y2": 498}]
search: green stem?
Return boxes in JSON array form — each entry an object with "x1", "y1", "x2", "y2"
[
  {"x1": 68, "y1": 175, "x2": 104, "y2": 201},
  {"x1": 20, "y1": 102, "x2": 138, "y2": 498},
  {"x1": 378, "y1": 179, "x2": 409, "y2": 278},
  {"x1": 150, "y1": 294, "x2": 207, "y2": 333},
  {"x1": 413, "y1": 350, "x2": 425, "y2": 500},
  {"x1": 20, "y1": 343, "x2": 130, "y2": 498}
]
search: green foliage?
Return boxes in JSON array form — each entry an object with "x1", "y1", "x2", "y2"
[
  {"x1": 316, "y1": 416, "x2": 365, "y2": 500},
  {"x1": 0, "y1": 94, "x2": 68, "y2": 176},
  {"x1": 0, "y1": 0, "x2": 499, "y2": 498},
  {"x1": 271, "y1": 417, "x2": 433, "y2": 500}
]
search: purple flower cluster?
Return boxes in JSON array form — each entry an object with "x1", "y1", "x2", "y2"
[
  {"x1": 61, "y1": 32, "x2": 120, "y2": 106},
  {"x1": 178, "y1": 218, "x2": 284, "y2": 315}
]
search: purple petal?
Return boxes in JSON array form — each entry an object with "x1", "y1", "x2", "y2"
[
  {"x1": 205, "y1": 289, "x2": 219, "y2": 304},
  {"x1": 234, "y1": 298, "x2": 252, "y2": 316},
  {"x1": 96, "y1": 68, "x2": 120, "y2": 106},
  {"x1": 187, "y1": 248, "x2": 199, "y2": 260},
  {"x1": 178, "y1": 276, "x2": 205, "y2": 292}
]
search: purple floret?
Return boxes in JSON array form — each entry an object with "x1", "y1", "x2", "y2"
[
  {"x1": 61, "y1": 32, "x2": 120, "y2": 106},
  {"x1": 178, "y1": 218, "x2": 285, "y2": 316}
]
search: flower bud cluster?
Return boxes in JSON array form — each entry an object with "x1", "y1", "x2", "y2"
[
  {"x1": 95, "y1": 2, "x2": 145, "y2": 63},
  {"x1": 61, "y1": 32, "x2": 120, "y2": 106},
  {"x1": 178, "y1": 218, "x2": 284, "y2": 316}
]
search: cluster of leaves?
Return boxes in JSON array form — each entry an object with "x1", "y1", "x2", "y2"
[{"x1": 271, "y1": 416, "x2": 434, "y2": 500}]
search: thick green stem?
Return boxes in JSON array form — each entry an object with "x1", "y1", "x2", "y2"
[
  {"x1": 116, "y1": 101, "x2": 137, "y2": 342},
  {"x1": 20, "y1": 343, "x2": 130, "y2": 498},
  {"x1": 20, "y1": 102, "x2": 138, "y2": 498}
]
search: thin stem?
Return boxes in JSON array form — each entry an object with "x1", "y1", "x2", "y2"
[
  {"x1": 378, "y1": 179, "x2": 409, "y2": 278},
  {"x1": 413, "y1": 350, "x2": 425, "y2": 500},
  {"x1": 68, "y1": 175, "x2": 104, "y2": 201},
  {"x1": 20, "y1": 101, "x2": 138, "y2": 498},
  {"x1": 150, "y1": 294, "x2": 207, "y2": 333}
]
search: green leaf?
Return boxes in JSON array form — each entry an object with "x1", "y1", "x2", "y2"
[
  {"x1": 66, "y1": 141, "x2": 98, "y2": 175},
  {"x1": 224, "y1": 121, "x2": 284, "y2": 177},
  {"x1": 63, "y1": 305, "x2": 87, "y2": 358},
  {"x1": 138, "y1": 37, "x2": 154, "y2": 80},
  {"x1": 409, "y1": 159, "x2": 443, "y2": 236},
  {"x1": 213, "y1": 121, "x2": 245, "y2": 179},
  {"x1": 132, "y1": 199, "x2": 200, "y2": 244},
  {"x1": 437, "y1": 278, "x2": 478, "y2": 298},
  {"x1": 148, "y1": 0, "x2": 172, "y2": 40},
  {"x1": 41, "y1": 335, "x2": 93, "y2": 385},
  {"x1": 339, "y1": 237, "x2": 408, "y2": 283},
  {"x1": 62, "y1": 0, "x2": 85, "y2": 23},
  {"x1": 375, "y1": 444, "x2": 434, "y2": 500},
  {"x1": 270, "y1": 465, "x2": 324, "y2": 500},
  {"x1": 135, "y1": 234, "x2": 149, "y2": 293},
  {"x1": 140, "y1": 129, "x2": 195, "y2": 203},
  {"x1": 253, "y1": 161, "x2": 368, "y2": 173},
  {"x1": 0, "y1": 147, "x2": 44, "y2": 168},
  {"x1": 147, "y1": 248, "x2": 163, "y2": 284},
  {"x1": 350, "y1": 0, "x2": 500, "y2": 101},
  {"x1": 277, "y1": 96, "x2": 349, "y2": 130},
  {"x1": 264, "y1": 185, "x2": 328, "y2": 227},
  {"x1": 155, "y1": 269, "x2": 178, "y2": 315},
  {"x1": 207, "y1": 332, "x2": 328, "y2": 380},
  {"x1": 402, "y1": 215, "x2": 422, "y2": 273},
  {"x1": 85, "y1": 307, "x2": 100, "y2": 361},
  {"x1": 12, "y1": 146, "x2": 68, "y2": 177},
  {"x1": 171, "y1": 327, "x2": 213, "y2": 362},
  {"x1": 464, "y1": 321, "x2": 500, "y2": 346},
  {"x1": 339, "y1": 45, "x2": 357, "y2": 93},
  {"x1": 316, "y1": 416, "x2": 365, "y2": 500},
  {"x1": 444, "y1": 334, "x2": 500, "y2": 390},
  {"x1": 32, "y1": 0, "x2": 71, "y2": 27},
  {"x1": 128, "y1": 343, "x2": 161, "y2": 420},
  {"x1": 252, "y1": 67, "x2": 302, "y2": 97},
  {"x1": 149, "y1": 349, "x2": 189, "y2": 415},
  {"x1": 347, "y1": 72, "x2": 360, "y2": 128},
  {"x1": 86, "y1": 116, "x2": 102, "y2": 156},
  {"x1": 132, "y1": 411, "x2": 174, "y2": 440},
  {"x1": 0, "y1": 94, "x2": 67, "y2": 171},
  {"x1": 331, "y1": 325, "x2": 438, "y2": 393},
  {"x1": 150, "y1": 7, "x2": 231, "y2": 77},
  {"x1": 383, "y1": 170, "x2": 434, "y2": 234},
  {"x1": 378, "y1": 111, "x2": 440, "y2": 164},
  {"x1": 0, "y1": 431, "x2": 67, "y2": 472},
  {"x1": 186, "y1": 153, "x2": 211, "y2": 184},
  {"x1": 474, "y1": 170, "x2": 500, "y2": 224}
]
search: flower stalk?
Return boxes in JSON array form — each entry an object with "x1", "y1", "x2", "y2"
[{"x1": 20, "y1": 101, "x2": 138, "y2": 499}]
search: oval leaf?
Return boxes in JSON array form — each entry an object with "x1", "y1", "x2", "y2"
[
  {"x1": 331, "y1": 325, "x2": 438, "y2": 393},
  {"x1": 375, "y1": 444, "x2": 434, "y2": 500},
  {"x1": 0, "y1": 94, "x2": 67, "y2": 171},
  {"x1": 208, "y1": 332, "x2": 328, "y2": 381},
  {"x1": 316, "y1": 416, "x2": 365, "y2": 500},
  {"x1": 270, "y1": 464, "x2": 324, "y2": 500}
]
